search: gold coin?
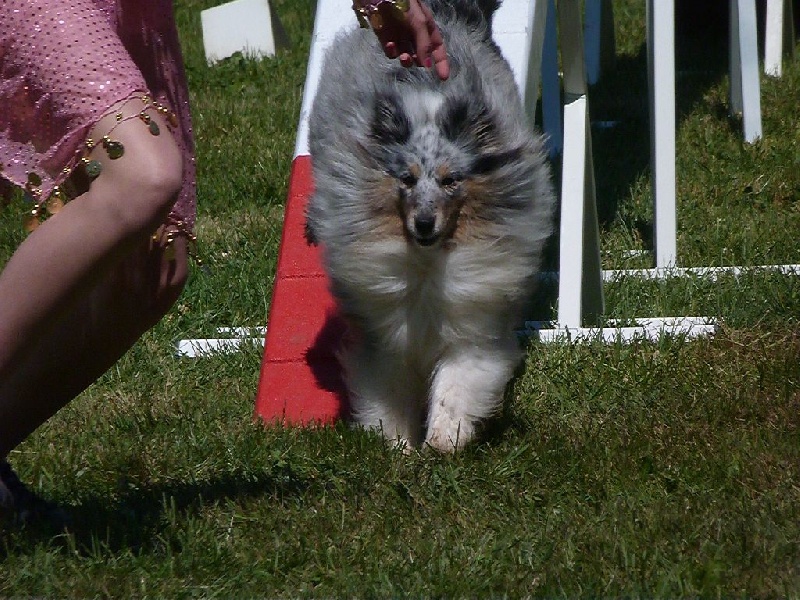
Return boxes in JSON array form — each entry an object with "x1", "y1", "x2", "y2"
[
  {"x1": 46, "y1": 195, "x2": 65, "y2": 215},
  {"x1": 23, "y1": 212, "x2": 40, "y2": 232},
  {"x1": 104, "y1": 140, "x2": 125, "y2": 159}
]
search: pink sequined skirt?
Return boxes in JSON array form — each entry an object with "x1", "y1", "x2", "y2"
[{"x1": 0, "y1": 0, "x2": 196, "y2": 233}]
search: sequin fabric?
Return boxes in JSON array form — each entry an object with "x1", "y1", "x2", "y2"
[{"x1": 0, "y1": 0, "x2": 196, "y2": 233}]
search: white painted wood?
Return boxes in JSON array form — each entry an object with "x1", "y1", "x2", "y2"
[
  {"x1": 730, "y1": 0, "x2": 763, "y2": 142},
  {"x1": 176, "y1": 327, "x2": 266, "y2": 357},
  {"x1": 765, "y1": 0, "x2": 797, "y2": 77},
  {"x1": 541, "y1": 0, "x2": 563, "y2": 156},
  {"x1": 176, "y1": 337, "x2": 265, "y2": 357},
  {"x1": 536, "y1": 262, "x2": 800, "y2": 284},
  {"x1": 201, "y1": 0, "x2": 289, "y2": 65},
  {"x1": 557, "y1": 0, "x2": 605, "y2": 328},
  {"x1": 294, "y1": 0, "x2": 357, "y2": 157},
  {"x1": 584, "y1": 0, "x2": 615, "y2": 85},
  {"x1": 646, "y1": 0, "x2": 677, "y2": 268},
  {"x1": 765, "y1": 0, "x2": 786, "y2": 76},
  {"x1": 600, "y1": 263, "x2": 800, "y2": 282},
  {"x1": 529, "y1": 317, "x2": 717, "y2": 343},
  {"x1": 494, "y1": 0, "x2": 546, "y2": 108}
]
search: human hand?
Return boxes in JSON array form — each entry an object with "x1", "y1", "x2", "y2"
[{"x1": 356, "y1": 0, "x2": 450, "y2": 80}]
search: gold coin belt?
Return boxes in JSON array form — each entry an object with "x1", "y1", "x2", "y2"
[{"x1": 23, "y1": 94, "x2": 179, "y2": 234}]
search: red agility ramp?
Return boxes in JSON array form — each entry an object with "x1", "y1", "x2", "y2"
[
  {"x1": 254, "y1": 0, "x2": 358, "y2": 425},
  {"x1": 254, "y1": 156, "x2": 348, "y2": 424}
]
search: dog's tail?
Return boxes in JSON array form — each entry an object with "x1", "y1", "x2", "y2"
[{"x1": 425, "y1": 0, "x2": 501, "y2": 39}]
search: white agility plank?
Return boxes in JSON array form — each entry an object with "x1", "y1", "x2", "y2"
[
  {"x1": 494, "y1": 0, "x2": 546, "y2": 106},
  {"x1": 293, "y1": 0, "x2": 358, "y2": 157},
  {"x1": 602, "y1": 263, "x2": 800, "y2": 282},
  {"x1": 528, "y1": 316, "x2": 717, "y2": 344},
  {"x1": 176, "y1": 327, "x2": 266, "y2": 357},
  {"x1": 729, "y1": 0, "x2": 763, "y2": 142},
  {"x1": 201, "y1": 0, "x2": 289, "y2": 65},
  {"x1": 647, "y1": 0, "x2": 677, "y2": 269}
]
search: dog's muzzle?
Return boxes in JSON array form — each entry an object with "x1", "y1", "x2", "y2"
[{"x1": 407, "y1": 209, "x2": 445, "y2": 247}]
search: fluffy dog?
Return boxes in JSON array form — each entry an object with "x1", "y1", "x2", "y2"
[{"x1": 306, "y1": 0, "x2": 555, "y2": 451}]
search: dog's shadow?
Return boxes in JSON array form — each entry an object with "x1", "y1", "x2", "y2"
[{"x1": 304, "y1": 309, "x2": 351, "y2": 419}]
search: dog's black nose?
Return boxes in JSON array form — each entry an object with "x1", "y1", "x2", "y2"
[{"x1": 414, "y1": 214, "x2": 436, "y2": 238}]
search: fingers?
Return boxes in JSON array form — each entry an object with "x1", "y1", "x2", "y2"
[
  {"x1": 410, "y1": 1, "x2": 449, "y2": 79},
  {"x1": 427, "y1": 26, "x2": 449, "y2": 79},
  {"x1": 384, "y1": 41, "x2": 399, "y2": 59},
  {"x1": 372, "y1": 0, "x2": 450, "y2": 80},
  {"x1": 418, "y1": 1, "x2": 450, "y2": 80}
]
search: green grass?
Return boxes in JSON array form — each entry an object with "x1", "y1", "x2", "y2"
[{"x1": 2, "y1": 0, "x2": 799, "y2": 596}]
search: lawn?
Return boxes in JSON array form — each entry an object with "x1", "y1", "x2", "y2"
[{"x1": 1, "y1": 0, "x2": 798, "y2": 596}]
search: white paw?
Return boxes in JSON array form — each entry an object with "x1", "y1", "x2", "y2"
[
  {"x1": 384, "y1": 433, "x2": 414, "y2": 454},
  {"x1": 425, "y1": 416, "x2": 475, "y2": 453}
]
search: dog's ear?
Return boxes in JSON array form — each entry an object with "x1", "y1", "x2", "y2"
[
  {"x1": 370, "y1": 91, "x2": 411, "y2": 146},
  {"x1": 440, "y1": 95, "x2": 523, "y2": 175},
  {"x1": 439, "y1": 95, "x2": 501, "y2": 153}
]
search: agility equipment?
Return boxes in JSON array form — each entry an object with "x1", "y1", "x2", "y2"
[
  {"x1": 201, "y1": 0, "x2": 289, "y2": 65},
  {"x1": 764, "y1": 0, "x2": 796, "y2": 78},
  {"x1": 253, "y1": 0, "x2": 797, "y2": 424}
]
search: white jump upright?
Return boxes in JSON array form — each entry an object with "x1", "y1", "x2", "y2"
[
  {"x1": 730, "y1": 0, "x2": 763, "y2": 142},
  {"x1": 541, "y1": 0, "x2": 563, "y2": 156},
  {"x1": 764, "y1": 0, "x2": 796, "y2": 77},
  {"x1": 647, "y1": 0, "x2": 677, "y2": 269},
  {"x1": 555, "y1": 0, "x2": 605, "y2": 328},
  {"x1": 584, "y1": 0, "x2": 615, "y2": 85}
]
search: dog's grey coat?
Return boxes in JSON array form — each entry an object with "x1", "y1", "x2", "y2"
[{"x1": 306, "y1": 0, "x2": 556, "y2": 450}]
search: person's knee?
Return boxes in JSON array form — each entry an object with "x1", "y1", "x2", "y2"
[
  {"x1": 119, "y1": 137, "x2": 184, "y2": 234},
  {"x1": 90, "y1": 115, "x2": 185, "y2": 237}
]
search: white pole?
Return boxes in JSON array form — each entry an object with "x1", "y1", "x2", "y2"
[{"x1": 647, "y1": 0, "x2": 677, "y2": 268}]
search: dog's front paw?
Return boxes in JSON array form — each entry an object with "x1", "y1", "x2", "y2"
[{"x1": 425, "y1": 415, "x2": 475, "y2": 453}]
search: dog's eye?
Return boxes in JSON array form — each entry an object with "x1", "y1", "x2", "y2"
[
  {"x1": 439, "y1": 175, "x2": 460, "y2": 189},
  {"x1": 400, "y1": 174, "x2": 417, "y2": 188}
]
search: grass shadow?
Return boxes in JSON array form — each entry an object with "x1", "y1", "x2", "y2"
[{"x1": 1, "y1": 470, "x2": 313, "y2": 556}]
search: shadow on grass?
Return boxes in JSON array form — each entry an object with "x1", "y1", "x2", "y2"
[{"x1": 1, "y1": 470, "x2": 312, "y2": 555}]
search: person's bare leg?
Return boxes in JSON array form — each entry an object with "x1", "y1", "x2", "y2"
[
  {"x1": 0, "y1": 236, "x2": 188, "y2": 458},
  {"x1": 0, "y1": 103, "x2": 183, "y2": 375},
  {"x1": 0, "y1": 102, "x2": 186, "y2": 458}
]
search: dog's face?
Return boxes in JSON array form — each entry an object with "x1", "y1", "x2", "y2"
[{"x1": 363, "y1": 87, "x2": 523, "y2": 248}]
